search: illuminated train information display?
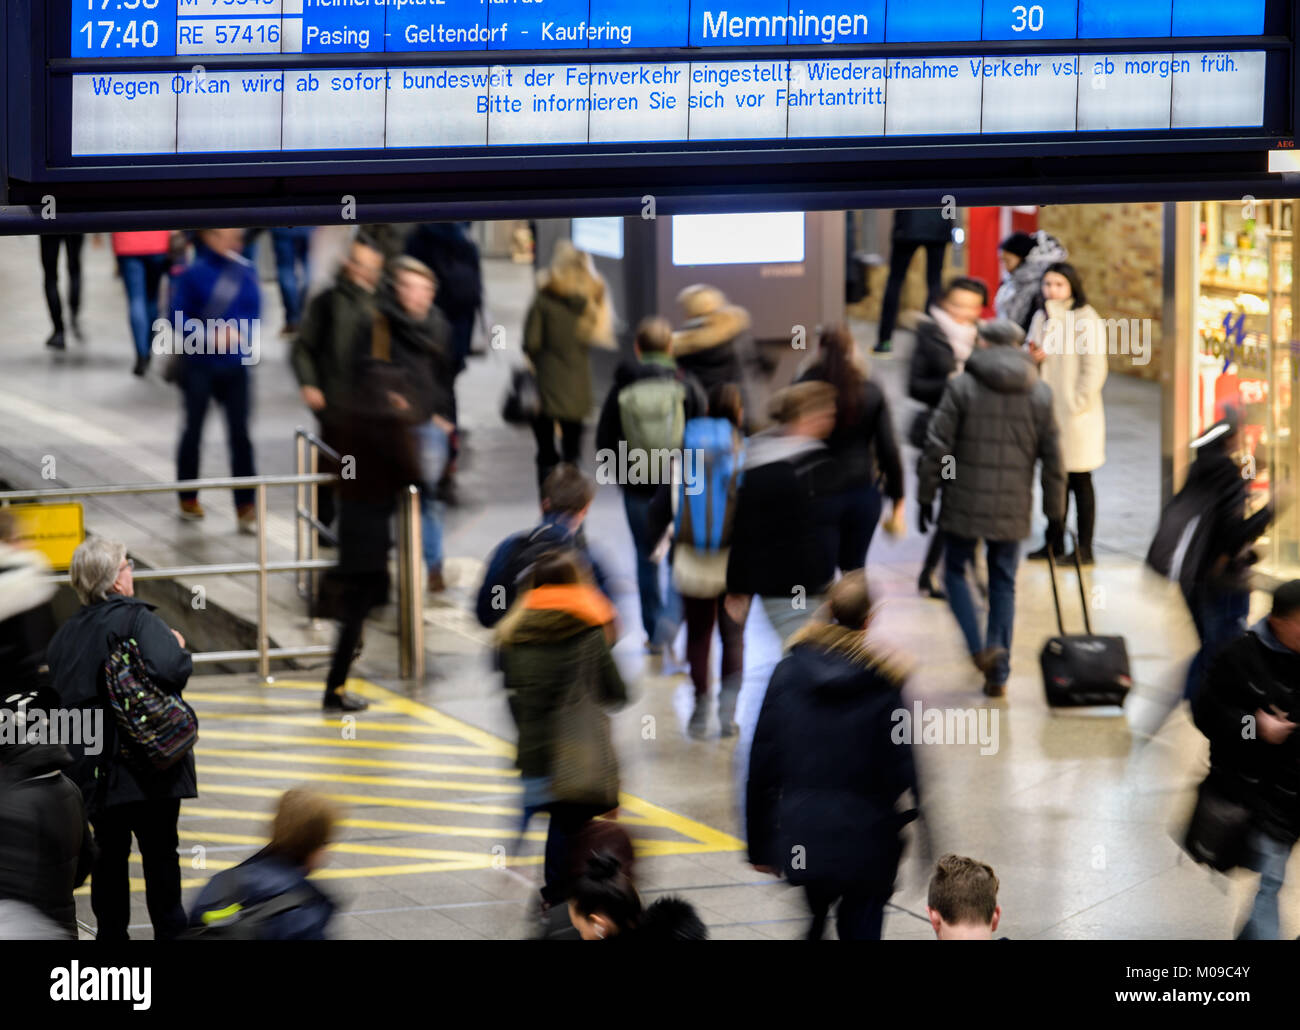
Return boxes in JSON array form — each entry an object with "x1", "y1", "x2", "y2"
[{"x1": 0, "y1": 0, "x2": 1292, "y2": 219}]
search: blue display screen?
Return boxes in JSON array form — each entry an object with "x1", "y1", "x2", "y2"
[{"x1": 69, "y1": 0, "x2": 1273, "y2": 58}]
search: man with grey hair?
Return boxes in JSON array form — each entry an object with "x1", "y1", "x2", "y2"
[
  {"x1": 918, "y1": 318, "x2": 1066, "y2": 698},
  {"x1": 45, "y1": 537, "x2": 195, "y2": 940}
]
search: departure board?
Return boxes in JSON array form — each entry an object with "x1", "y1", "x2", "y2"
[{"x1": 1, "y1": 0, "x2": 1291, "y2": 222}]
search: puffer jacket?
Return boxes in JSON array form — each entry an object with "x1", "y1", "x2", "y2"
[
  {"x1": 918, "y1": 345, "x2": 1066, "y2": 542},
  {"x1": 746, "y1": 621, "x2": 919, "y2": 891},
  {"x1": 0, "y1": 739, "x2": 95, "y2": 938},
  {"x1": 497, "y1": 584, "x2": 627, "y2": 808},
  {"x1": 45, "y1": 596, "x2": 196, "y2": 815},
  {"x1": 908, "y1": 315, "x2": 959, "y2": 409},
  {"x1": 1193, "y1": 618, "x2": 1300, "y2": 844}
]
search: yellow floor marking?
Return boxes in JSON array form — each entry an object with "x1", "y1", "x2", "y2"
[
  {"x1": 195, "y1": 764, "x2": 519, "y2": 794},
  {"x1": 185, "y1": 691, "x2": 395, "y2": 711},
  {"x1": 197, "y1": 712, "x2": 468, "y2": 736},
  {"x1": 178, "y1": 829, "x2": 519, "y2": 862},
  {"x1": 197, "y1": 747, "x2": 518, "y2": 778},
  {"x1": 180, "y1": 804, "x2": 548, "y2": 842},
  {"x1": 198, "y1": 781, "x2": 522, "y2": 817},
  {"x1": 198, "y1": 728, "x2": 493, "y2": 756}
]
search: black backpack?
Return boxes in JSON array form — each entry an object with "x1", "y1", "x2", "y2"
[{"x1": 181, "y1": 876, "x2": 318, "y2": 941}]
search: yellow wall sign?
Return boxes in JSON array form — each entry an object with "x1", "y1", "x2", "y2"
[{"x1": 7, "y1": 503, "x2": 85, "y2": 571}]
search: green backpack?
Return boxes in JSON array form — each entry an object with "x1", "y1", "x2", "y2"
[{"x1": 618, "y1": 376, "x2": 686, "y2": 456}]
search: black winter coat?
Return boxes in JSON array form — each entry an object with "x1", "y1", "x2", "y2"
[
  {"x1": 45, "y1": 596, "x2": 196, "y2": 814},
  {"x1": 747, "y1": 623, "x2": 919, "y2": 891},
  {"x1": 0, "y1": 741, "x2": 95, "y2": 937},
  {"x1": 907, "y1": 316, "x2": 959, "y2": 410},
  {"x1": 364, "y1": 289, "x2": 456, "y2": 424},
  {"x1": 1177, "y1": 441, "x2": 1272, "y2": 604},
  {"x1": 1193, "y1": 620, "x2": 1300, "y2": 844},
  {"x1": 798, "y1": 363, "x2": 904, "y2": 498},
  {"x1": 725, "y1": 434, "x2": 840, "y2": 598}
]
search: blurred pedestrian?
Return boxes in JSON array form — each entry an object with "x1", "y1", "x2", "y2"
[
  {"x1": 271, "y1": 226, "x2": 314, "y2": 335},
  {"x1": 0, "y1": 510, "x2": 57, "y2": 696},
  {"x1": 568, "y1": 851, "x2": 707, "y2": 940},
  {"x1": 993, "y1": 229, "x2": 1068, "y2": 331},
  {"x1": 0, "y1": 687, "x2": 96, "y2": 940},
  {"x1": 1026, "y1": 262, "x2": 1108, "y2": 564},
  {"x1": 366, "y1": 256, "x2": 456, "y2": 593},
  {"x1": 170, "y1": 227, "x2": 260, "y2": 532},
  {"x1": 926, "y1": 855, "x2": 1003, "y2": 940},
  {"x1": 908, "y1": 277, "x2": 987, "y2": 599},
  {"x1": 292, "y1": 234, "x2": 385, "y2": 541},
  {"x1": 496, "y1": 551, "x2": 626, "y2": 912},
  {"x1": 322, "y1": 362, "x2": 421, "y2": 712},
  {"x1": 40, "y1": 234, "x2": 85, "y2": 352},
  {"x1": 523, "y1": 241, "x2": 614, "y2": 487},
  {"x1": 406, "y1": 221, "x2": 484, "y2": 379},
  {"x1": 799, "y1": 326, "x2": 906, "y2": 572},
  {"x1": 875, "y1": 209, "x2": 952, "y2": 354},
  {"x1": 187, "y1": 788, "x2": 340, "y2": 940},
  {"x1": 595, "y1": 316, "x2": 706, "y2": 656},
  {"x1": 726, "y1": 381, "x2": 840, "y2": 647},
  {"x1": 646, "y1": 383, "x2": 747, "y2": 738},
  {"x1": 476, "y1": 467, "x2": 610, "y2": 630},
  {"x1": 918, "y1": 319, "x2": 1066, "y2": 698},
  {"x1": 113, "y1": 230, "x2": 171, "y2": 377},
  {"x1": 746, "y1": 571, "x2": 919, "y2": 940},
  {"x1": 45, "y1": 537, "x2": 196, "y2": 941},
  {"x1": 1192, "y1": 581, "x2": 1300, "y2": 939},
  {"x1": 670, "y1": 284, "x2": 750, "y2": 397}
]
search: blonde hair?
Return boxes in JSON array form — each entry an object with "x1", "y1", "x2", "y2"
[
  {"x1": 768, "y1": 381, "x2": 836, "y2": 425},
  {"x1": 389, "y1": 254, "x2": 437, "y2": 287}
]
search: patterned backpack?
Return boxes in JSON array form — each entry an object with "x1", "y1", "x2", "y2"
[{"x1": 102, "y1": 635, "x2": 198, "y2": 771}]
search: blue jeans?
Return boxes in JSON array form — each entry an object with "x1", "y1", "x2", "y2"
[
  {"x1": 829, "y1": 483, "x2": 884, "y2": 573},
  {"x1": 271, "y1": 227, "x2": 312, "y2": 327},
  {"x1": 622, "y1": 490, "x2": 680, "y2": 645},
  {"x1": 944, "y1": 536, "x2": 1021, "y2": 686},
  {"x1": 176, "y1": 362, "x2": 255, "y2": 509},
  {"x1": 416, "y1": 422, "x2": 449, "y2": 570},
  {"x1": 1184, "y1": 587, "x2": 1251, "y2": 702},
  {"x1": 118, "y1": 254, "x2": 168, "y2": 360},
  {"x1": 1237, "y1": 828, "x2": 1292, "y2": 940}
]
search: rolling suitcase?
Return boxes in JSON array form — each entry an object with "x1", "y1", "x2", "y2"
[{"x1": 1040, "y1": 533, "x2": 1132, "y2": 707}]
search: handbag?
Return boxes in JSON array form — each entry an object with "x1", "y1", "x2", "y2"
[
  {"x1": 501, "y1": 367, "x2": 541, "y2": 425},
  {"x1": 1183, "y1": 774, "x2": 1252, "y2": 872}
]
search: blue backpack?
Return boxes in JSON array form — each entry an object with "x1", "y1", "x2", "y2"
[{"x1": 676, "y1": 418, "x2": 743, "y2": 553}]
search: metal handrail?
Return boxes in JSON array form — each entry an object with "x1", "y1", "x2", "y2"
[{"x1": 1, "y1": 453, "x2": 426, "y2": 683}]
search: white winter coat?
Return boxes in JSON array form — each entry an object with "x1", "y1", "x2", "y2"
[{"x1": 1027, "y1": 300, "x2": 1108, "y2": 473}]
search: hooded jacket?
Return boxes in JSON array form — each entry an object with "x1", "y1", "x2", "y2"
[
  {"x1": 746, "y1": 621, "x2": 919, "y2": 890},
  {"x1": 594, "y1": 353, "x2": 708, "y2": 497},
  {"x1": 524, "y1": 263, "x2": 612, "y2": 422},
  {"x1": 918, "y1": 345, "x2": 1066, "y2": 542},
  {"x1": 497, "y1": 584, "x2": 627, "y2": 807},
  {"x1": 1193, "y1": 617, "x2": 1300, "y2": 844},
  {"x1": 0, "y1": 739, "x2": 95, "y2": 938},
  {"x1": 671, "y1": 288, "x2": 750, "y2": 395},
  {"x1": 725, "y1": 431, "x2": 841, "y2": 598},
  {"x1": 45, "y1": 596, "x2": 196, "y2": 814},
  {"x1": 993, "y1": 230, "x2": 1069, "y2": 330}
]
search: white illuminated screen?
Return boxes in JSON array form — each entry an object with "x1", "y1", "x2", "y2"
[
  {"x1": 572, "y1": 218, "x2": 625, "y2": 260},
  {"x1": 672, "y1": 213, "x2": 806, "y2": 266}
]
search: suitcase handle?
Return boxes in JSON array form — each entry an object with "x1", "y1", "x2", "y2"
[{"x1": 1045, "y1": 530, "x2": 1093, "y2": 637}]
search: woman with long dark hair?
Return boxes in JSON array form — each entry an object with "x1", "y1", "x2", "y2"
[{"x1": 799, "y1": 326, "x2": 905, "y2": 572}]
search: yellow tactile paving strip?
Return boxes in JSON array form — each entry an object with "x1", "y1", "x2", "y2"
[{"x1": 82, "y1": 677, "x2": 744, "y2": 894}]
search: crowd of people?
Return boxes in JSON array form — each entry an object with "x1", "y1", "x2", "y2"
[{"x1": 1, "y1": 214, "x2": 1295, "y2": 942}]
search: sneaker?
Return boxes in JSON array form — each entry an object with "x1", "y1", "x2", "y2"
[
  {"x1": 717, "y1": 685, "x2": 740, "y2": 738},
  {"x1": 1026, "y1": 543, "x2": 1065, "y2": 561},
  {"x1": 982, "y1": 680, "x2": 1007, "y2": 699},
  {"x1": 917, "y1": 572, "x2": 946, "y2": 600},
  {"x1": 687, "y1": 702, "x2": 709, "y2": 740},
  {"x1": 236, "y1": 504, "x2": 258, "y2": 535},
  {"x1": 427, "y1": 565, "x2": 446, "y2": 593},
  {"x1": 70, "y1": 317, "x2": 84, "y2": 343},
  {"x1": 178, "y1": 499, "x2": 205, "y2": 521},
  {"x1": 873, "y1": 339, "x2": 892, "y2": 353},
  {"x1": 45, "y1": 331, "x2": 66, "y2": 351},
  {"x1": 323, "y1": 691, "x2": 369, "y2": 712}
]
